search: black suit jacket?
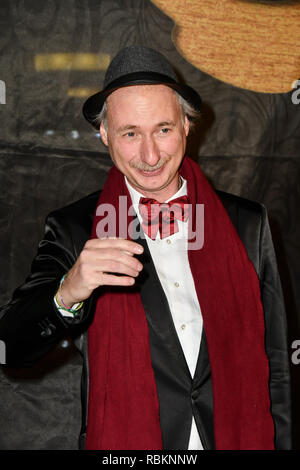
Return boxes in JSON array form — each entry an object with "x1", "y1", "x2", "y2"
[{"x1": 0, "y1": 189, "x2": 292, "y2": 450}]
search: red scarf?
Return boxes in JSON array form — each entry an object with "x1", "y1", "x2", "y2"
[{"x1": 85, "y1": 156, "x2": 274, "y2": 450}]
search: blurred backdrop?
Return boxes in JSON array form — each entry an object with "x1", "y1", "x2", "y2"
[{"x1": 0, "y1": 0, "x2": 299, "y2": 449}]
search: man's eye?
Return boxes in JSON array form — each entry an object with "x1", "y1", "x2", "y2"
[
  {"x1": 161, "y1": 128, "x2": 170, "y2": 134},
  {"x1": 123, "y1": 131, "x2": 135, "y2": 138}
]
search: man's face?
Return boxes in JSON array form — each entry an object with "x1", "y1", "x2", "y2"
[{"x1": 100, "y1": 84, "x2": 190, "y2": 202}]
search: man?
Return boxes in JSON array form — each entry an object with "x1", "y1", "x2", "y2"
[{"x1": 0, "y1": 46, "x2": 291, "y2": 450}]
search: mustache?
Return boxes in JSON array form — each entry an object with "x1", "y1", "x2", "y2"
[{"x1": 130, "y1": 157, "x2": 170, "y2": 172}]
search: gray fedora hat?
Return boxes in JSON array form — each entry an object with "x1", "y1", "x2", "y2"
[{"x1": 82, "y1": 45, "x2": 202, "y2": 129}]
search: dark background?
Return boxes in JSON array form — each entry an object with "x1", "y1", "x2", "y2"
[{"x1": 0, "y1": 0, "x2": 299, "y2": 449}]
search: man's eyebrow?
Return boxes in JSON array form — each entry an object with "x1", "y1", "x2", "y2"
[
  {"x1": 116, "y1": 121, "x2": 176, "y2": 133},
  {"x1": 117, "y1": 125, "x2": 140, "y2": 133},
  {"x1": 157, "y1": 120, "x2": 176, "y2": 127}
]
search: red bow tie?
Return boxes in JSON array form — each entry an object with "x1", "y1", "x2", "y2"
[{"x1": 139, "y1": 195, "x2": 189, "y2": 239}]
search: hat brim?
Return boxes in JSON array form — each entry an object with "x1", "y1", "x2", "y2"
[{"x1": 82, "y1": 71, "x2": 202, "y2": 130}]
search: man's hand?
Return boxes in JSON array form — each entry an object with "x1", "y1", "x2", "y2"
[{"x1": 57, "y1": 238, "x2": 144, "y2": 308}]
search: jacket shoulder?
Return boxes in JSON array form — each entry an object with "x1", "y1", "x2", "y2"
[
  {"x1": 48, "y1": 190, "x2": 101, "y2": 227},
  {"x1": 216, "y1": 189, "x2": 265, "y2": 217},
  {"x1": 216, "y1": 190, "x2": 267, "y2": 275},
  {"x1": 44, "y1": 190, "x2": 102, "y2": 257}
]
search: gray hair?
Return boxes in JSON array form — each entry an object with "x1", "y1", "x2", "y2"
[{"x1": 93, "y1": 89, "x2": 200, "y2": 132}]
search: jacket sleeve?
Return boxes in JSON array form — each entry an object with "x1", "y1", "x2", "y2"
[
  {"x1": 259, "y1": 205, "x2": 292, "y2": 450},
  {"x1": 0, "y1": 210, "x2": 94, "y2": 367}
]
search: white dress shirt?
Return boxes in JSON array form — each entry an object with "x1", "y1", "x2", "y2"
[{"x1": 125, "y1": 176, "x2": 204, "y2": 450}]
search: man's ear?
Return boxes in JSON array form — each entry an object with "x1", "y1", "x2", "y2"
[
  {"x1": 184, "y1": 115, "x2": 190, "y2": 137},
  {"x1": 99, "y1": 122, "x2": 108, "y2": 146}
]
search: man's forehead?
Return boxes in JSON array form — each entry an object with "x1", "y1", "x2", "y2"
[
  {"x1": 105, "y1": 85, "x2": 181, "y2": 130},
  {"x1": 106, "y1": 83, "x2": 178, "y2": 106}
]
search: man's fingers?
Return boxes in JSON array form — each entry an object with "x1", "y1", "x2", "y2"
[
  {"x1": 101, "y1": 273, "x2": 135, "y2": 286},
  {"x1": 62, "y1": 238, "x2": 144, "y2": 302},
  {"x1": 95, "y1": 259, "x2": 141, "y2": 278},
  {"x1": 85, "y1": 237, "x2": 144, "y2": 255},
  {"x1": 85, "y1": 248, "x2": 143, "y2": 272}
]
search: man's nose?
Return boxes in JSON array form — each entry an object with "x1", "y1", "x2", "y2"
[{"x1": 140, "y1": 135, "x2": 160, "y2": 166}]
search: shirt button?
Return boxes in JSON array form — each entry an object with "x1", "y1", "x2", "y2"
[
  {"x1": 181, "y1": 324, "x2": 186, "y2": 330},
  {"x1": 174, "y1": 282, "x2": 179, "y2": 288},
  {"x1": 166, "y1": 239, "x2": 171, "y2": 244}
]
